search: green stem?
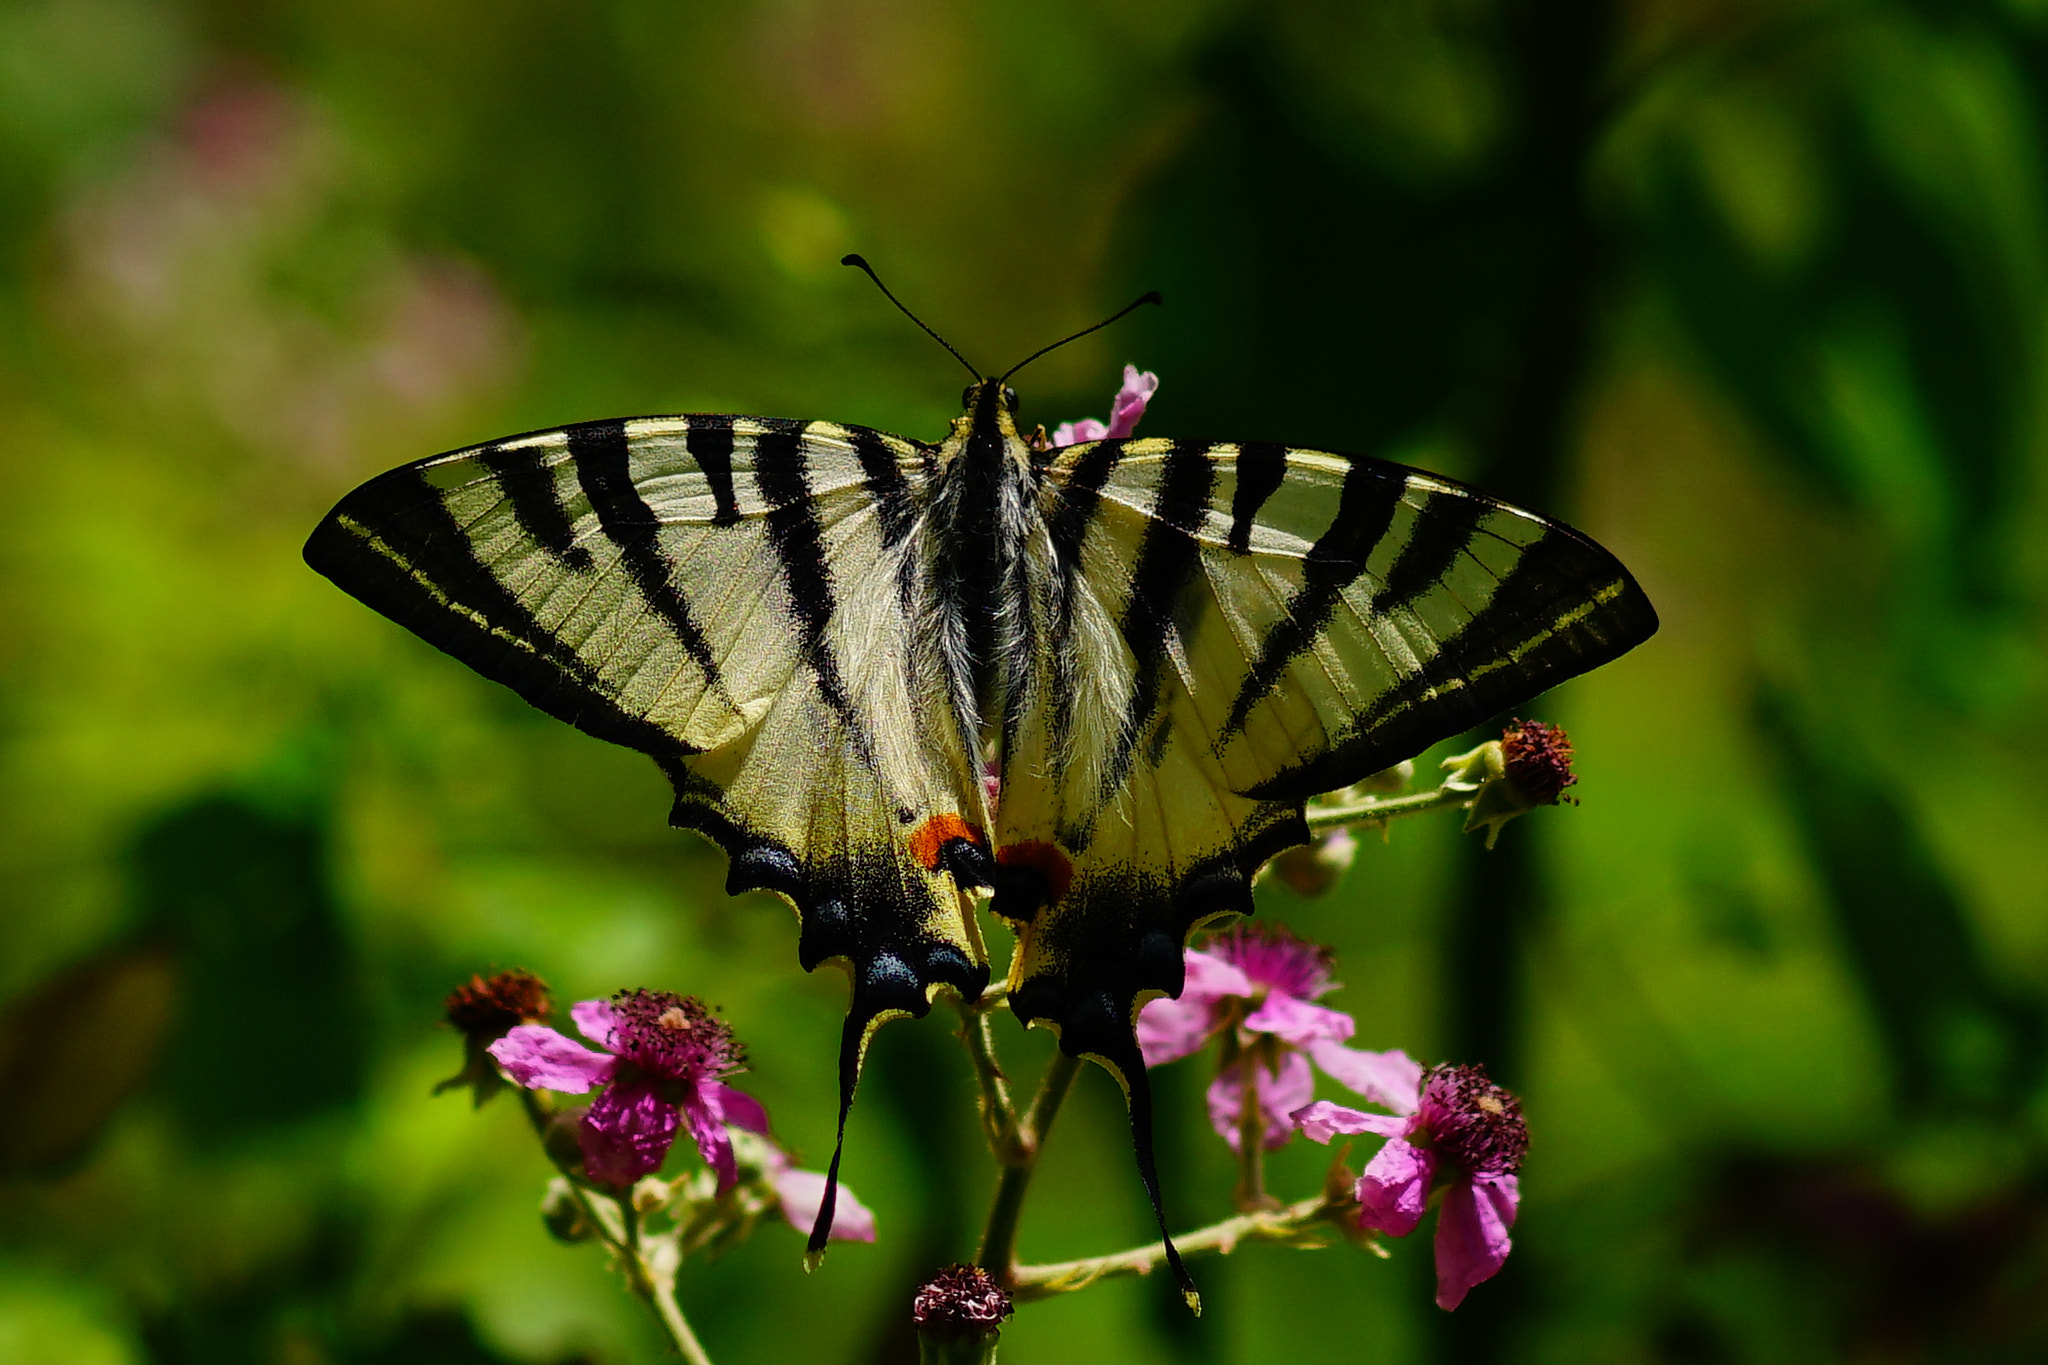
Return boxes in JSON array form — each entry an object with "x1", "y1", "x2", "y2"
[
  {"x1": 621, "y1": 1193, "x2": 716, "y2": 1365},
  {"x1": 1009, "y1": 1194, "x2": 1335, "y2": 1302},
  {"x1": 1303, "y1": 784, "x2": 1474, "y2": 835},
  {"x1": 957, "y1": 1002, "x2": 1023, "y2": 1161},
  {"x1": 516, "y1": 1087, "x2": 713, "y2": 1362},
  {"x1": 644, "y1": 1270, "x2": 715, "y2": 1365},
  {"x1": 1234, "y1": 1053, "x2": 1268, "y2": 1211},
  {"x1": 977, "y1": 1049, "x2": 1081, "y2": 1282}
]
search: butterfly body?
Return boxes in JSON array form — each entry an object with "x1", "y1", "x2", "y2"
[{"x1": 306, "y1": 371, "x2": 1656, "y2": 1275}]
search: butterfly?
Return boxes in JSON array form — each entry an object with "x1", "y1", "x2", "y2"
[{"x1": 304, "y1": 260, "x2": 1657, "y2": 1296}]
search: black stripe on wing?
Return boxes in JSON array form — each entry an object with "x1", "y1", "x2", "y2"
[
  {"x1": 1221, "y1": 456, "x2": 1408, "y2": 740},
  {"x1": 570, "y1": 419, "x2": 735, "y2": 708},
  {"x1": 684, "y1": 415, "x2": 744, "y2": 526},
  {"x1": 303, "y1": 464, "x2": 691, "y2": 758},
  {"x1": 755, "y1": 424, "x2": 889, "y2": 783},
  {"x1": 1245, "y1": 522, "x2": 1659, "y2": 801},
  {"x1": 1100, "y1": 441, "x2": 1214, "y2": 800},
  {"x1": 1044, "y1": 440, "x2": 1126, "y2": 769},
  {"x1": 849, "y1": 425, "x2": 918, "y2": 548},
  {"x1": 481, "y1": 441, "x2": 593, "y2": 571},
  {"x1": 1226, "y1": 441, "x2": 1288, "y2": 555},
  {"x1": 1371, "y1": 489, "x2": 1490, "y2": 612}
]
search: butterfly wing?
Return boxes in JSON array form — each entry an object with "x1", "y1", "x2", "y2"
[
  {"x1": 992, "y1": 436, "x2": 1656, "y2": 1265},
  {"x1": 304, "y1": 415, "x2": 992, "y2": 1244}
]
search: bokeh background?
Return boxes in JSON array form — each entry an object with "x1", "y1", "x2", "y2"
[{"x1": 3, "y1": 0, "x2": 2046, "y2": 1361}]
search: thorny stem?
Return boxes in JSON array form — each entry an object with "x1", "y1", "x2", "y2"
[
  {"x1": 1304, "y1": 783, "x2": 1476, "y2": 835},
  {"x1": 978, "y1": 1049, "x2": 1082, "y2": 1283},
  {"x1": 1009, "y1": 1194, "x2": 1339, "y2": 1302}
]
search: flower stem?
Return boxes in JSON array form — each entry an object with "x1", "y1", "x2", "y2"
[
  {"x1": 643, "y1": 1269, "x2": 715, "y2": 1365},
  {"x1": 977, "y1": 1049, "x2": 1081, "y2": 1283},
  {"x1": 956, "y1": 1001, "x2": 1023, "y2": 1162},
  {"x1": 618, "y1": 1195, "x2": 716, "y2": 1365},
  {"x1": 1234, "y1": 1058, "x2": 1269, "y2": 1211},
  {"x1": 513, "y1": 1086, "x2": 714, "y2": 1363},
  {"x1": 1303, "y1": 783, "x2": 1474, "y2": 835},
  {"x1": 1008, "y1": 1194, "x2": 1336, "y2": 1302}
]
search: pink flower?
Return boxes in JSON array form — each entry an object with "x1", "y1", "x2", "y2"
[
  {"x1": 1051, "y1": 364, "x2": 1159, "y2": 446},
  {"x1": 1293, "y1": 1062, "x2": 1527, "y2": 1310},
  {"x1": 1137, "y1": 924, "x2": 1406, "y2": 1151},
  {"x1": 490, "y1": 989, "x2": 759, "y2": 1190}
]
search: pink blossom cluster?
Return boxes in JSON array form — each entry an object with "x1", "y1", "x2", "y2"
[{"x1": 1139, "y1": 925, "x2": 1523, "y2": 1310}]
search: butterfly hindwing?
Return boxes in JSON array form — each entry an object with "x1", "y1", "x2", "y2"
[{"x1": 305, "y1": 415, "x2": 992, "y2": 1244}]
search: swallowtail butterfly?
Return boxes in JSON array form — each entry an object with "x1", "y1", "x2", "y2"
[{"x1": 305, "y1": 263, "x2": 1657, "y2": 1294}]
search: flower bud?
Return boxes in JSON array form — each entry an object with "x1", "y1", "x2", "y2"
[
  {"x1": 435, "y1": 969, "x2": 552, "y2": 1105},
  {"x1": 912, "y1": 1264, "x2": 1012, "y2": 1365},
  {"x1": 1264, "y1": 827, "x2": 1357, "y2": 897},
  {"x1": 1500, "y1": 719, "x2": 1577, "y2": 805},
  {"x1": 1447, "y1": 721, "x2": 1580, "y2": 848},
  {"x1": 540, "y1": 1176, "x2": 593, "y2": 1244}
]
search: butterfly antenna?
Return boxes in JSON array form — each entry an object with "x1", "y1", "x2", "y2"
[
  {"x1": 1000, "y1": 289, "x2": 1164, "y2": 384},
  {"x1": 842, "y1": 254, "x2": 982, "y2": 381}
]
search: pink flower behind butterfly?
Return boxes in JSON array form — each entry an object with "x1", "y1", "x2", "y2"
[
  {"x1": 1051, "y1": 364, "x2": 1159, "y2": 446},
  {"x1": 1137, "y1": 924, "x2": 1416, "y2": 1152}
]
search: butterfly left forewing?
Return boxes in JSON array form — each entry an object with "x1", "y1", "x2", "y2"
[{"x1": 307, "y1": 415, "x2": 991, "y2": 1247}]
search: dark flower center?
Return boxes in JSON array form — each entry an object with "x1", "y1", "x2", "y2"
[
  {"x1": 444, "y1": 969, "x2": 551, "y2": 1038},
  {"x1": 1214, "y1": 922, "x2": 1336, "y2": 1002},
  {"x1": 1421, "y1": 1064, "x2": 1527, "y2": 1177},
  {"x1": 609, "y1": 988, "x2": 740, "y2": 1082},
  {"x1": 1500, "y1": 719, "x2": 1577, "y2": 805},
  {"x1": 911, "y1": 1263, "x2": 1014, "y2": 1338}
]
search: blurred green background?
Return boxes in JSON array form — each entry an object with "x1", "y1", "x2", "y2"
[{"x1": 3, "y1": 0, "x2": 2046, "y2": 1361}]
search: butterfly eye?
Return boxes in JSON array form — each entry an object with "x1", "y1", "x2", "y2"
[
  {"x1": 1002, "y1": 386, "x2": 1020, "y2": 414},
  {"x1": 962, "y1": 385, "x2": 978, "y2": 411}
]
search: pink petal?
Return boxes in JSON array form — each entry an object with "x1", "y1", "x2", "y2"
[
  {"x1": 1205, "y1": 1052, "x2": 1316, "y2": 1152},
  {"x1": 488, "y1": 1024, "x2": 617, "y2": 1093},
  {"x1": 1290, "y1": 1099, "x2": 1411, "y2": 1144},
  {"x1": 1050, "y1": 418, "x2": 1108, "y2": 448},
  {"x1": 1136, "y1": 950, "x2": 1255, "y2": 1066},
  {"x1": 1356, "y1": 1138, "x2": 1434, "y2": 1238},
  {"x1": 1305, "y1": 1042, "x2": 1423, "y2": 1114},
  {"x1": 1103, "y1": 365, "x2": 1159, "y2": 438},
  {"x1": 1182, "y1": 950, "x2": 1255, "y2": 1001},
  {"x1": 1243, "y1": 995, "x2": 1355, "y2": 1048},
  {"x1": 774, "y1": 1167, "x2": 877, "y2": 1243},
  {"x1": 1137, "y1": 996, "x2": 1221, "y2": 1067},
  {"x1": 682, "y1": 1088, "x2": 738, "y2": 1192},
  {"x1": 713, "y1": 1082, "x2": 770, "y2": 1135},
  {"x1": 578, "y1": 1080, "x2": 681, "y2": 1187},
  {"x1": 570, "y1": 998, "x2": 620, "y2": 1051},
  {"x1": 1433, "y1": 1174, "x2": 1518, "y2": 1310}
]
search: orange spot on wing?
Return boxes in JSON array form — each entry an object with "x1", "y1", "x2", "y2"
[
  {"x1": 910, "y1": 813, "x2": 984, "y2": 871},
  {"x1": 996, "y1": 840, "x2": 1074, "y2": 903}
]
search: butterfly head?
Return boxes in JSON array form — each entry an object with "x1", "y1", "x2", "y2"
[
  {"x1": 961, "y1": 378, "x2": 1021, "y2": 421},
  {"x1": 948, "y1": 377, "x2": 1027, "y2": 459}
]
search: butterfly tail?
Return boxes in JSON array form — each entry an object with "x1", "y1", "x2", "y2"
[
  {"x1": 1117, "y1": 1044, "x2": 1203, "y2": 1314},
  {"x1": 804, "y1": 1007, "x2": 866, "y2": 1266}
]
